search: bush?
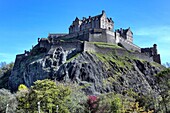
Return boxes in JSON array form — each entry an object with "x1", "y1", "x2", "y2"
[
  {"x1": 65, "y1": 83, "x2": 87, "y2": 113},
  {"x1": 0, "y1": 62, "x2": 14, "y2": 89},
  {"x1": 0, "y1": 89, "x2": 18, "y2": 113},
  {"x1": 17, "y1": 79, "x2": 71, "y2": 113},
  {"x1": 86, "y1": 95, "x2": 100, "y2": 113}
]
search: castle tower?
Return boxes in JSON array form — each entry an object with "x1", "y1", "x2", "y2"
[{"x1": 153, "y1": 44, "x2": 158, "y2": 55}]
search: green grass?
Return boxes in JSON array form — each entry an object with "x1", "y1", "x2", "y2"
[
  {"x1": 151, "y1": 62, "x2": 165, "y2": 69},
  {"x1": 66, "y1": 53, "x2": 80, "y2": 62},
  {"x1": 89, "y1": 42, "x2": 122, "y2": 49},
  {"x1": 156, "y1": 68, "x2": 170, "y2": 77},
  {"x1": 91, "y1": 52, "x2": 133, "y2": 70},
  {"x1": 131, "y1": 57, "x2": 147, "y2": 63}
]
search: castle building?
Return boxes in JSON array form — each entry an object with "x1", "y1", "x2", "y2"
[
  {"x1": 115, "y1": 28, "x2": 133, "y2": 43},
  {"x1": 69, "y1": 10, "x2": 114, "y2": 34},
  {"x1": 38, "y1": 11, "x2": 161, "y2": 64}
]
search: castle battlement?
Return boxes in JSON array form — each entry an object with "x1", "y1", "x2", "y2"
[{"x1": 23, "y1": 10, "x2": 161, "y2": 64}]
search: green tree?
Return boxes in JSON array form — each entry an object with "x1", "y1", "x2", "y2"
[
  {"x1": 0, "y1": 89, "x2": 18, "y2": 113},
  {"x1": 0, "y1": 62, "x2": 7, "y2": 68},
  {"x1": 156, "y1": 68, "x2": 170, "y2": 113},
  {"x1": 16, "y1": 84, "x2": 29, "y2": 113},
  {"x1": 18, "y1": 84, "x2": 28, "y2": 91},
  {"x1": 65, "y1": 83, "x2": 87, "y2": 113},
  {"x1": 111, "y1": 96, "x2": 122, "y2": 113},
  {"x1": 98, "y1": 93, "x2": 125, "y2": 113},
  {"x1": 0, "y1": 62, "x2": 14, "y2": 89},
  {"x1": 17, "y1": 79, "x2": 71, "y2": 113}
]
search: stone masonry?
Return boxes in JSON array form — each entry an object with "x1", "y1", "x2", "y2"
[{"x1": 18, "y1": 10, "x2": 161, "y2": 64}]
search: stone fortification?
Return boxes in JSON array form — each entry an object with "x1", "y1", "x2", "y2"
[
  {"x1": 50, "y1": 28, "x2": 140, "y2": 52},
  {"x1": 15, "y1": 10, "x2": 161, "y2": 64},
  {"x1": 83, "y1": 42, "x2": 153, "y2": 62},
  {"x1": 69, "y1": 10, "x2": 114, "y2": 34},
  {"x1": 47, "y1": 11, "x2": 141, "y2": 53},
  {"x1": 141, "y1": 44, "x2": 161, "y2": 64}
]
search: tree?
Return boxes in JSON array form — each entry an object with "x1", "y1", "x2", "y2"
[
  {"x1": 85, "y1": 95, "x2": 100, "y2": 113},
  {"x1": 17, "y1": 79, "x2": 71, "y2": 113},
  {"x1": 0, "y1": 62, "x2": 14, "y2": 89},
  {"x1": 16, "y1": 84, "x2": 30, "y2": 113},
  {"x1": 156, "y1": 68, "x2": 170, "y2": 113},
  {"x1": 97, "y1": 93, "x2": 125, "y2": 113},
  {"x1": 164, "y1": 62, "x2": 170, "y2": 68},
  {"x1": 65, "y1": 83, "x2": 87, "y2": 113},
  {"x1": 0, "y1": 89, "x2": 18, "y2": 113},
  {"x1": 18, "y1": 84, "x2": 28, "y2": 91},
  {"x1": 110, "y1": 96, "x2": 123, "y2": 113},
  {"x1": 0, "y1": 62, "x2": 7, "y2": 68}
]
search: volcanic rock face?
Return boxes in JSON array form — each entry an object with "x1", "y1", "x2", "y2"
[{"x1": 9, "y1": 47, "x2": 164, "y2": 97}]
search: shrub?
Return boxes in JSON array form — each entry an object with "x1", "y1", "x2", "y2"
[
  {"x1": 0, "y1": 89, "x2": 18, "y2": 113},
  {"x1": 17, "y1": 79, "x2": 71, "y2": 113}
]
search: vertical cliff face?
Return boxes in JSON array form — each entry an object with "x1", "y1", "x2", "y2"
[{"x1": 9, "y1": 46, "x2": 164, "y2": 98}]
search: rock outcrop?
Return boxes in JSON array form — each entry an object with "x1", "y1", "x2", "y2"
[{"x1": 9, "y1": 47, "x2": 164, "y2": 97}]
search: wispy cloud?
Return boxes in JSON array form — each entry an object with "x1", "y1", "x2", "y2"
[{"x1": 134, "y1": 26, "x2": 170, "y2": 42}]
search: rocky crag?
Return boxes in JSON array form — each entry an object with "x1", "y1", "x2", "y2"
[{"x1": 9, "y1": 44, "x2": 164, "y2": 98}]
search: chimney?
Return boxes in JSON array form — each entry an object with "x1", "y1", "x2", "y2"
[
  {"x1": 102, "y1": 10, "x2": 105, "y2": 14},
  {"x1": 83, "y1": 17, "x2": 86, "y2": 20},
  {"x1": 120, "y1": 28, "x2": 123, "y2": 34}
]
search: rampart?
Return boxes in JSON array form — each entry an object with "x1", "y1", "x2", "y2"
[
  {"x1": 52, "y1": 29, "x2": 140, "y2": 52},
  {"x1": 119, "y1": 38, "x2": 141, "y2": 52},
  {"x1": 83, "y1": 42, "x2": 153, "y2": 62},
  {"x1": 27, "y1": 28, "x2": 160, "y2": 64},
  {"x1": 48, "y1": 41, "x2": 83, "y2": 55}
]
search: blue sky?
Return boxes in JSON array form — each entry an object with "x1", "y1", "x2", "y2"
[{"x1": 0, "y1": 0, "x2": 170, "y2": 64}]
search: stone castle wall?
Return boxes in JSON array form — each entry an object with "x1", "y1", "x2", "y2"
[
  {"x1": 119, "y1": 39, "x2": 141, "y2": 52},
  {"x1": 55, "y1": 30, "x2": 90, "y2": 41},
  {"x1": 53, "y1": 29, "x2": 140, "y2": 52},
  {"x1": 69, "y1": 10, "x2": 114, "y2": 34},
  {"x1": 89, "y1": 29, "x2": 116, "y2": 44},
  {"x1": 48, "y1": 41, "x2": 83, "y2": 55},
  {"x1": 17, "y1": 38, "x2": 157, "y2": 66},
  {"x1": 153, "y1": 54, "x2": 161, "y2": 64},
  {"x1": 33, "y1": 29, "x2": 160, "y2": 64},
  {"x1": 83, "y1": 42, "x2": 153, "y2": 62}
]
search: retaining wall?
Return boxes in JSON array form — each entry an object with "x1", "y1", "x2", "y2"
[
  {"x1": 119, "y1": 39, "x2": 141, "y2": 52},
  {"x1": 48, "y1": 41, "x2": 83, "y2": 55},
  {"x1": 83, "y1": 42, "x2": 153, "y2": 62}
]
